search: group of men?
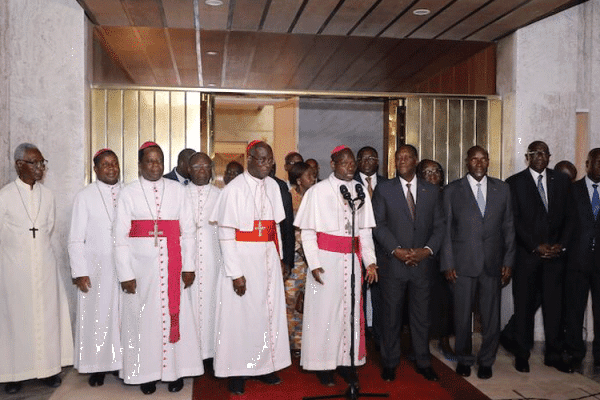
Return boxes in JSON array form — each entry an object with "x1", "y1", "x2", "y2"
[{"x1": 2, "y1": 138, "x2": 600, "y2": 396}]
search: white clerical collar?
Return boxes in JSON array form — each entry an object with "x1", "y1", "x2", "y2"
[
  {"x1": 16, "y1": 177, "x2": 38, "y2": 190},
  {"x1": 140, "y1": 176, "x2": 163, "y2": 187},
  {"x1": 96, "y1": 179, "x2": 120, "y2": 190},
  {"x1": 244, "y1": 171, "x2": 265, "y2": 187}
]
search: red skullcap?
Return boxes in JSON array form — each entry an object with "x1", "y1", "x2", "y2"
[
  {"x1": 140, "y1": 141, "x2": 159, "y2": 150},
  {"x1": 331, "y1": 145, "x2": 349, "y2": 155},
  {"x1": 247, "y1": 140, "x2": 262, "y2": 155},
  {"x1": 93, "y1": 148, "x2": 112, "y2": 160}
]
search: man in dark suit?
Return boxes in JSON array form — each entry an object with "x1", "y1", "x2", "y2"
[
  {"x1": 372, "y1": 144, "x2": 445, "y2": 382},
  {"x1": 354, "y1": 146, "x2": 388, "y2": 346},
  {"x1": 441, "y1": 146, "x2": 515, "y2": 379},
  {"x1": 506, "y1": 140, "x2": 572, "y2": 373},
  {"x1": 564, "y1": 148, "x2": 600, "y2": 368},
  {"x1": 164, "y1": 148, "x2": 195, "y2": 185},
  {"x1": 270, "y1": 164, "x2": 295, "y2": 279}
]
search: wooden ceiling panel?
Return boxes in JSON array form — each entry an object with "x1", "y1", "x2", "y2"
[
  {"x1": 168, "y1": 28, "x2": 198, "y2": 86},
  {"x1": 161, "y1": 0, "x2": 195, "y2": 29},
  {"x1": 467, "y1": 0, "x2": 584, "y2": 41},
  {"x1": 269, "y1": 34, "x2": 321, "y2": 89},
  {"x1": 79, "y1": 0, "x2": 131, "y2": 25},
  {"x1": 122, "y1": 0, "x2": 165, "y2": 27},
  {"x1": 380, "y1": 0, "x2": 456, "y2": 38},
  {"x1": 285, "y1": 35, "x2": 345, "y2": 90},
  {"x1": 261, "y1": 0, "x2": 304, "y2": 33},
  {"x1": 197, "y1": 1, "x2": 230, "y2": 30},
  {"x1": 222, "y1": 31, "x2": 257, "y2": 88},
  {"x1": 137, "y1": 27, "x2": 179, "y2": 85},
  {"x1": 350, "y1": 0, "x2": 415, "y2": 37},
  {"x1": 200, "y1": 30, "x2": 228, "y2": 87},
  {"x1": 292, "y1": 0, "x2": 342, "y2": 34},
  {"x1": 436, "y1": 0, "x2": 525, "y2": 40},
  {"x1": 407, "y1": 0, "x2": 489, "y2": 39},
  {"x1": 231, "y1": 0, "x2": 270, "y2": 31},
  {"x1": 308, "y1": 36, "x2": 374, "y2": 90},
  {"x1": 246, "y1": 33, "x2": 289, "y2": 88},
  {"x1": 321, "y1": 0, "x2": 379, "y2": 36}
]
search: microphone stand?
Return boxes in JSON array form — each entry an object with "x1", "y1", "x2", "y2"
[{"x1": 303, "y1": 185, "x2": 388, "y2": 400}]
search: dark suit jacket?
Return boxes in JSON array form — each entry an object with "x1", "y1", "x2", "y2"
[
  {"x1": 372, "y1": 177, "x2": 445, "y2": 278},
  {"x1": 506, "y1": 168, "x2": 571, "y2": 255},
  {"x1": 354, "y1": 172, "x2": 388, "y2": 263},
  {"x1": 273, "y1": 176, "x2": 295, "y2": 268},
  {"x1": 164, "y1": 168, "x2": 181, "y2": 183},
  {"x1": 441, "y1": 176, "x2": 515, "y2": 277},
  {"x1": 567, "y1": 178, "x2": 600, "y2": 272}
]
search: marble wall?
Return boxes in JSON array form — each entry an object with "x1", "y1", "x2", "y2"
[{"x1": 0, "y1": 0, "x2": 87, "y2": 323}]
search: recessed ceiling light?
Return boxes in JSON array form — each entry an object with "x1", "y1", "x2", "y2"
[
  {"x1": 207, "y1": 83, "x2": 217, "y2": 87},
  {"x1": 413, "y1": 8, "x2": 430, "y2": 16},
  {"x1": 205, "y1": 0, "x2": 223, "y2": 6},
  {"x1": 206, "y1": 51, "x2": 218, "y2": 56}
]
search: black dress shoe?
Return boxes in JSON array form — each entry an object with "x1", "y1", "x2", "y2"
[
  {"x1": 336, "y1": 366, "x2": 358, "y2": 384},
  {"x1": 416, "y1": 367, "x2": 439, "y2": 382},
  {"x1": 4, "y1": 382, "x2": 22, "y2": 394},
  {"x1": 316, "y1": 370, "x2": 335, "y2": 386},
  {"x1": 168, "y1": 378, "x2": 184, "y2": 392},
  {"x1": 477, "y1": 366, "x2": 493, "y2": 379},
  {"x1": 254, "y1": 373, "x2": 281, "y2": 385},
  {"x1": 544, "y1": 359, "x2": 574, "y2": 373},
  {"x1": 112, "y1": 370, "x2": 120, "y2": 377},
  {"x1": 43, "y1": 374, "x2": 62, "y2": 388},
  {"x1": 456, "y1": 363, "x2": 471, "y2": 377},
  {"x1": 381, "y1": 367, "x2": 396, "y2": 382},
  {"x1": 515, "y1": 357, "x2": 530, "y2": 373},
  {"x1": 227, "y1": 377, "x2": 245, "y2": 395},
  {"x1": 140, "y1": 381, "x2": 157, "y2": 395},
  {"x1": 88, "y1": 372, "x2": 106, "y2": 387}
]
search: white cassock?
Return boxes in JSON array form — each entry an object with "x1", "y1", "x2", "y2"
[
  {"x1": 209, "y1": 172, "x2": 291, "y2": 377},
  {"x1": 187, "y1": 183, "x2": 222, "y2": 360},
  {"x1": 68, "y1": 180, "x2": 123, "y2": 373},
  {"x1": 294, "y1": 173, "x2": 376, "y2": 371},
  {"x1": 0, "y1": 178, "x2": 73, "y2": 382},
  {"x1": 114, "y1": 177, "x2": 203, "y2": 384}
]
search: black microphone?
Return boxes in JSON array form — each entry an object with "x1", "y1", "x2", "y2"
[
  {"x1": 340, "y1": 184, "x2": 352, "y2": 202},
  {"x1": 355, "y1": 183, "x2": 365, "y2": 201}
]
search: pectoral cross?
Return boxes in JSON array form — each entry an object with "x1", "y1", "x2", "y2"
[
  {"x1": 29, "y1": 226, "x2": 38, "y2": 239},
  {"x1": 149, "y1": 223, "x2": 163, "y2": 247},
  {"x1": 257, "y1": 220, "x2": 265, "y2": 237},
  {"x1": 344, "y1": 219, "x2": 352, "y2": 235}
]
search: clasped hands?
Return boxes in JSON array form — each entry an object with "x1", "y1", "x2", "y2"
[
  {"x1": 311, "y1": 263, "x2": 378, "y2": 285},
  {"x1": 535, "y1": 243, "x2": 563, "y2": 259},
  {"x1": 393, "y1": 247, "x2": 430, "y2": 267},
  {"x1": 119, "y1": 272, "x2": 196, "y2": 294}
]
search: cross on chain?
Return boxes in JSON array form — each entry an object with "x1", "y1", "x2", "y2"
[
  {"x1": 344, "y1": 219, "x2": 352, "y2": 235},
  {"x1": 256, "y1": 220, "x2": 265, "y2": 237},
  {"x1": 149, "y1": 223, "x2": 163, "y2": 247},
  {"x1": 29, "y1": 226, "x2": 38, "y2": 239}
]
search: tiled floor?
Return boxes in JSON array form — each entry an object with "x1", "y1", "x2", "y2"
[{"x1": 5, "y1": 337, "x2": 600, "y2": 400}]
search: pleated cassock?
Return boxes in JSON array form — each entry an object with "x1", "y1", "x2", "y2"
[
  {"x1": 209, "y1": 172, "x2": 291, "y2": 377},
  {"x1": 68, "y1": 180, "x2": 123, "y2": 373},
  {"x1": 0, "y1": 178, "x2": 73, "y2": 382},
  {"x1": 294, "y1": 173, "x2": 376, "y2": 371},
  {"x1": 114, "y1": 177, "x2": 203, "y2": 384}
]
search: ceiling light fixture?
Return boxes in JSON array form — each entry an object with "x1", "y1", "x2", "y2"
[
  {"x1": 207, "y1": 83, "x2": 216, "y2": 87},
  {"x1": 206, "y1": 51, "x2": 218, "y2": 56},
  {"x1": 413, "y1": 9, "x2": 430, "y2": 16},
  {"x1": 205, "y1": 0, "x2": 223, "y2": 6}
]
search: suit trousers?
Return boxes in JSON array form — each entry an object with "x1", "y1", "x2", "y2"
[
  {"x1": 564, "y1": 260, "x2": 600, "y2": 362},
  {"x1": 380, "y1": 266, "x2": 431, "y2": 369},
  {"x1": 512, "y1": 252, "x2": 565, "y2": 361},
  {"x1": 452, "y1": 273, "x2": 500, "y2": 367}
]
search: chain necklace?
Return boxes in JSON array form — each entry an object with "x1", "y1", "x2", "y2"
[
  {"x1": 140, "y1": 179, "x2": 165, "y2": 247},
  {"x1": 192, "y1": 184, "x2": 213, "y2": 228},
  {"x1": 96, "y1": 181, "x2": 117, "y2": 224},
  {"x1": 244, "y1": 174, "x2": 270, "y2": 236},
  {"x1": 328, "y1": 176, "x2": 353, "y2": 234},
  {"x1": 14, "y1": 181, "x2": 42, "y2": 238}
]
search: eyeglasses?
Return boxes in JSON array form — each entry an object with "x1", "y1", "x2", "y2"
[
  {"x1": 18, "y1": 159, "x2": 48, "y2": 169},
  {"x1": 423, "y1": 169, "x2": 441, "y2": 175},
  {"x1": 190, "y1": 164, "x2": 212, "y2": 171},
  {"x1": 358, "y1": 157, "x2": 378, "y2": 163},
  {"x1": 526, "y1": 151, "x2": 550, "y2": 158},
  {"x1": 249, "y1": 155, "x2": 274, "y2": 166}
]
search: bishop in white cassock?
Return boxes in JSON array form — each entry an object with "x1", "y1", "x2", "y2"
[
  {"x1": 114, "y1": 142, "x2": 202, "y2": 395},
  {"x1": 0, "y1": 143, "x2": 73, "y2": 395},
  {"x1": 210, "y1": 141, "x2": 291, "y2": 395},
  {"x1": 294, "y1": 146, "x2": 378, "y2": 387},
  {"x1": 187, "y1": 152, "x2": 222, "y2": 362},
  {"x1": 68, "y1": 149, "x2": 123, "y2": 387}
]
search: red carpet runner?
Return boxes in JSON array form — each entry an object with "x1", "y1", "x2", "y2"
[{"x1": 192, "y1": 351, "x2": 490, "y2": 399}]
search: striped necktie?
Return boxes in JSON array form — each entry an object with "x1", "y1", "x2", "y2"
[
  {"x1": 476, "y1": 183, "x2": 485, "y2": 217},
  {"x1": 406, "y1": 183, "x2": 416, "y2": 221},
  {"x1": 592, "y1": 184, "x2": 599, "y2": 220},
  {"x1": 366, "y1": 176, "x2": 374, "y2": 198},
  {"x1": 537, "y1": 174, "x2": 548, "y2": 212}
]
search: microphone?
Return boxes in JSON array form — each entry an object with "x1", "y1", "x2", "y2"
[
  {"x1": 340, "y1": 184, "x2": 352, "y2": 202},
  {"x1": 355, "y1": 183, "x2": 365, "y2": 201}
]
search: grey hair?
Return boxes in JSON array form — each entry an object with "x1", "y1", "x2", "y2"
[{"x1": 14, "y1": 143, "x2": 38, "y2": 161}]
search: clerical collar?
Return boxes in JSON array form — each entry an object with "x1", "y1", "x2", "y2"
[
  {"x1": 16, "y1": 177, "x2": 37, "y2": 190},
  {"x1": 140, "y1": 176, "x2": 163, "y2": 186},
  {"x1": 244, "y1": 171, "x2": 265, "y2": 186},
  {"x1": 96, "y1": 179, "x2": 120, "y2": 189}
]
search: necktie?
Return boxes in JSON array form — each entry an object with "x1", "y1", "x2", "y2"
[
  {"x1": 366, "y1": 176, "x2": 374, "y2": 198},
  {"x1": 592, "y1": 184, "x2": 599, "y2": 220},
  {"x1": 476, "y1": 183, "x2": 485, "y2": 217},
  {"x1": 537, "y1": 175, "x2": 548, "y2": 212},
  {"x1": 406, "y1": 183, "x2": 416, "y2": 221},
  {"x1": 183, "y1": 179, "x2": 189, "y2": 186}
]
